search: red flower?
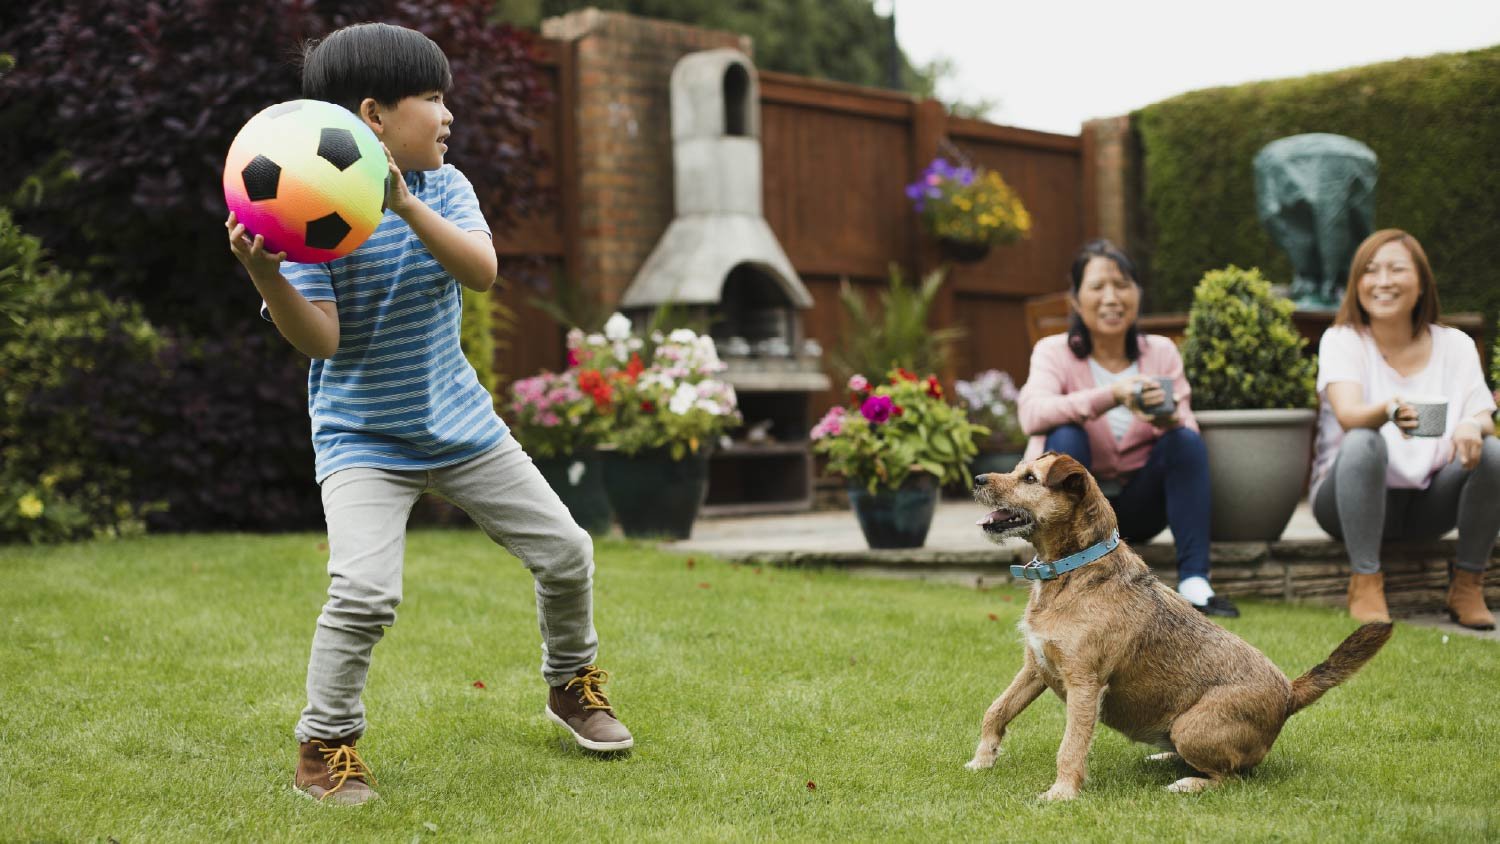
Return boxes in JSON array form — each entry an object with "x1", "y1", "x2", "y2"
[
  {"x1": 893, "y1": 405, "x2": 905, "y2": 416},
  {"x1": 892, "y1": 367, "x2": 918, "y2": 383},
  {"x1": 566, "y1": 349, "x2": 580, "y2": 367},
  {"x1": 641, "y1": 399, "x2": 656, "y2": 413},
  {"x1": 624, "y1": 353, "x2": 645, "y2": 383},
  {"x1": 925, "y1": 376, "x2": 943, "y2": 398},
  {"x1": 578, "y1": 370, "x2": 614, "y2": 410}
]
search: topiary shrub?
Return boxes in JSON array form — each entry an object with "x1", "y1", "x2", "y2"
[{"x1": 1181, "y1": 266, "x2": 1315, "y2": 411}]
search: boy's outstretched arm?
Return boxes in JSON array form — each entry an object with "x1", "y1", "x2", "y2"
[
  {"x1": 227, "y1": 213, "x2": 340, "y2": 359},
  {"x1": 383, "y1": 146, "x2": 497, "y2": 292}
]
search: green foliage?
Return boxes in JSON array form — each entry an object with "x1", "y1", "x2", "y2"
[
  {"x1": 812, "y1": 370, "x2": 986, "y2": 493},
  {"x1": 536, "y1": 0, "x2": 915, "y2": 91},
  {"x1": 0, "y1": 209, "x2": 165, "y2": 542},
  {"x1": 829, "y1": 264, "x2": 963, "y2": 385},
  {"x1": 1134, "y1": 46, "x2": 1500, "y2": 326},
  {"x1": 1181, "y1": 266, "x2": 1316, "y2": 411},
  {"x1": 460, "y1": 287, "x2": 498, "y2": 399},
  {"x1": 527, "y1": 270, "x2": 614, "y2": 334}
]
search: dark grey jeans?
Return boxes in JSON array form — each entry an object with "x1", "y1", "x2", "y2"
[
  {"x1": 1312, "y1": 428, "x2": 1500, "y2": 575},
  {"x1": 296, "y1": 436, "x2": 598, "y2": 742}
]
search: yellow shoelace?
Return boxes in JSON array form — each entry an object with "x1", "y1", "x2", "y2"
[
  {"x1": 565, "y1": 666, "x2": 613, "y2": 711},
  {"x1": 317, "y1": 742, "x2": 375, "y2": 795}
]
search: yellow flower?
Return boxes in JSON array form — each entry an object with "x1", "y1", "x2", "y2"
[{"x1": 18, "y1": 493, "x2": 44, "y2": 519}]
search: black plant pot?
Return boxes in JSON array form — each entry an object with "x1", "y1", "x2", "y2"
[
  {"x1": 601, "y1": 447, "x2": 711, "y2": 539},
  {"x1": 532, "y1": 451, "x2": 613, "y2": 535},
  {"x1": 848, "y1": 472, "x2": 939, "y2": 549},
  {"x1": 939, "y1": 237, "x2": 991, "y2": 263}
]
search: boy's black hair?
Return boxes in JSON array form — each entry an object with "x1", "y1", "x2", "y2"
[{"x1": 301, "y1": 23, "x2": 452, "y2": 115}]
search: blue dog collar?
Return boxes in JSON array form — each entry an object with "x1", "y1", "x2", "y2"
[{"x1": 1010, "y1": 530, "x2": 1120, "y2": 582}]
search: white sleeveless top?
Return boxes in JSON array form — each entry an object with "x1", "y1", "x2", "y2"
[{"x1": 1087, "y1": 359, "x2": 1138, "y2": 442}]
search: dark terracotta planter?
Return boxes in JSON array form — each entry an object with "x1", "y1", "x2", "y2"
[
  {"x1": 939, "y1": 237, "x2": 991, "y2": 263},
  {"x1": 848, "y1": 472, "x2": 939, "y2": 549},
  {"x1": 533, "y1": 452, "x2": 613, "y2": 535},
  {"x1": 601, "y1": 447, "x2": 711, "y2": 539}
]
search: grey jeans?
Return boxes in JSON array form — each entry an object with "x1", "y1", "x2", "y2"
[
  {"x1": 1312, "y1": 428, "x2": 1500, "y2": 575},
  {"x1": 296, "y1": 436, "x2": 597, "y2": 742}
]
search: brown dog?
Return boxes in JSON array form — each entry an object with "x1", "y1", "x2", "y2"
[{"x1": 966, "y1": 452, "x2": 1392, "y2": 800}]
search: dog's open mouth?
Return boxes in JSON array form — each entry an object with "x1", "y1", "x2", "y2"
[{"x1": 977, "y1": 507, "x2": 1034, "y2": 535}]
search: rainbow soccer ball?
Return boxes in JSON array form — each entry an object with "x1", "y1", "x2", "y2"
[{"x1": 223, "y1": 99, "x2": 388, "y2": 263}]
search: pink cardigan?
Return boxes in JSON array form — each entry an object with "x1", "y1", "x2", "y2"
[{"x1": 1018, "y1": 333, "x2": 1199, "y2": 480}]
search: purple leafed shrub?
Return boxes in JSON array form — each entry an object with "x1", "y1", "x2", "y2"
[{"x1": 0, "y1": 0, "x2": 550, "y2": 330}]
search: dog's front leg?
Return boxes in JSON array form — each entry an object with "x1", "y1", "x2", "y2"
[
  {"x1": 1040, "y1": 680, "x2": 1102, "y2": 801},
  {"x1": 965, "y1": 657, "x2": 1045, "y2": 771}
]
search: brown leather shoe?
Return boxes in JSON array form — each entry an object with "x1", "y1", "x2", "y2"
[
  {"x1": 296, "y1": 736, "x2": 378, "y2": 804},
  {"x1": 546, "y1": 665, "x2": 634, "y2": 752},
  {"x1": 1446, "y1": 567, "x2": 1496, "y2": 630},
  {"x1": 1347, "y1": 572, "x2": 1391, "y2": 624}
]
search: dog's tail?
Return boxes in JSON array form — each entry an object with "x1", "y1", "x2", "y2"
[{"x1": 1287, "y1": 622, "x2": 1394, "y2": 716}]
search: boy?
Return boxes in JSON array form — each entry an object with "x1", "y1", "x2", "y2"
[{"x1": 226, "y1": 22, "x2": 632, "y2": 806}]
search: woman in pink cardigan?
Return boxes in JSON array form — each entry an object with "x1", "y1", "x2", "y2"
[{"x1": 1018, "y1": 240, "x2": 1238, "y2": 617}]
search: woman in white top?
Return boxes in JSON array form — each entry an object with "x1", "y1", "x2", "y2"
[{"x1": 1312, "y1": 229, "x2": 1498, "y2": 629}]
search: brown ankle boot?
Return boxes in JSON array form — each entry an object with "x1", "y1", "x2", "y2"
[
  {"x1": 1347, "y1": 572, "x2": 1391, "y2": 623},
  {"x1": 546, "y1": 665, "x2": 634, "y2": 752},
  {"x1": 296, "y1": 735, "x2": 378, "y2": 804},
  {"x1": 1446, "y1": 568, "x2": 1496, "y2": 630}
]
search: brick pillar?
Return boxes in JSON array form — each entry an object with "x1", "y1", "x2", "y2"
[
  {"x1": 541, "y1": 10, "x2": 750, "y2": 309},
  {"x1": 1081, "y1": 115, "x2": 1134, "y2": 250}
]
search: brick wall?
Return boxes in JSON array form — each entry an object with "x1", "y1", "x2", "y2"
[{"x1": 541, "y1": 10, "x2": 750, "y2": 307}]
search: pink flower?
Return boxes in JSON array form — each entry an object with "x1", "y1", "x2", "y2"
[
  {"x1": 847, "y1": 374, "x2": 869, "y2": 393},
  {"x1": 811, "y1": 406, "x2": 847, "y2": 440},
  {"x1": 861, "y1": 394, "x2": 894, "y2": 424}
]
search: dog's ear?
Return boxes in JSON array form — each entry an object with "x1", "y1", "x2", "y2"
[{"x1": 1043, "y1": 454, "x2": 1092, "y2": 497}]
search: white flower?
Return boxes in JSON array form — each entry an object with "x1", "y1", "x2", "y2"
[
  {"x1": 585, "y1": 333, "x2": 605, "y2": 347},
  {"x1": 604, "y1": 312, "x2": 633, "y2": 341},
  {"x1": 669, "y1": 383, "x2": 698, "y2": 414},
  {"x1": 668, "y1": 328, "x2": 698, "y2": 344}
]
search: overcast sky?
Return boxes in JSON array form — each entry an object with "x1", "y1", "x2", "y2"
[{"x1": 893, "y1": 0, "x2": 1500, "y2": 135}]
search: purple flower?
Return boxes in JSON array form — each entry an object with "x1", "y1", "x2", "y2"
[
  {"x1": 861, "y1": 394, "x2": 895, "y2": 424},
  {"x1": 955, "y1": 167, "x2": 975, "y2": 186}
]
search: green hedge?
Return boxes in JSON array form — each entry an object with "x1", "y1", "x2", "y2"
[{"x1": 1133, "y1": 45, "x2": 1500, "y2": 323}]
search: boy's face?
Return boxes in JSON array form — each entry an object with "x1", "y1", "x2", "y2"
[{"x1": 362, "y1": 90, "x2": 452, "y2": 172}]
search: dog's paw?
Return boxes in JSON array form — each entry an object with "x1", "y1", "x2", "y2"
[
  {"x1": 1165, "y1": 776, "x2": 1216, "y2": 794},
  {"x1": 1145, "y1": 751, "x2": 1180, "y2": 762},
  {"x1": 1038, "y1": 783, "x2": 1079, "y2": 802}
]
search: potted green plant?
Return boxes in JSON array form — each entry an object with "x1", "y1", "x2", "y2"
[
  {"x1": 1181, "y1": 266, "x2": 1317, "y2": 542},
  {"x1": 575, "y1": 315, "x2": 741, "y2": 539},
  {"x1": 811, "y1": 369, "x2": 987, "y2": 548},
  {"x1": 507, "y1": 367, "x2": 613, "y2": 535},
  {"x1": 905, "y1": 157, "x2": 1031, "y2": 263},
  {"x1": 955, "y1": 369, "x2": 1028, "y2": 476}
]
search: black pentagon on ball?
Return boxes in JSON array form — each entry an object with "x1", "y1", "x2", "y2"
[
  {"x1": 241, "y1": 154, "x2": 281, "y2": 202},
  {"x1": 317, "y1": 127, "x2": 362, "y2": 171},
  {"x1": 305, "y1": 212, "x2": 352, "y2": 250}
]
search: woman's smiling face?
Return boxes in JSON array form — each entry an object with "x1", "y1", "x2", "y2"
[
  {"x1": 1357, "y1": 240, "x2": 1420, "y2": 324},
  {"x1": 1073, "y1": 255, "x2": 1139, "y2": 341}
]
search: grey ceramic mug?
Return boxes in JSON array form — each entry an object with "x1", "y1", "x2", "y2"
[
  {"x1": 1405, "y1": 395, "x2": 1448, "y2": 438},
  {"x1": 1137, "y1": 376, "x2": 1176, "y2": 415}
]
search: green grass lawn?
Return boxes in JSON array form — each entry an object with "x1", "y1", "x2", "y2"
[{"x1": 2, "y1": 529, "x2": 1496, "y2": 843}]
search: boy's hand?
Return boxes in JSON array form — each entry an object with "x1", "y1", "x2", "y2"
[
  {"x1": 226, "y1": 212, "x2": 286, "y2": 281},
  {"x1": 382, "y1": 143, "x2": 415, "y2": 216}
]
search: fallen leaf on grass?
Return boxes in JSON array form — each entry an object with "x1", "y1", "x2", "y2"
[
  {"x1": 698, "y1": 582, "x2": 712, "y2": 589},
  {"x1": 806, "y1": 780, "x2": 816, "y2": 791},
  {"x1": 987, "y1": 613, "x2": 998, "y2": 621},
  {"x1": 686, "y1": 558, "x2": 696, "y2": 569},
  {"x1": 473, "y1": 680, "x2": 487, "y2": 689}
]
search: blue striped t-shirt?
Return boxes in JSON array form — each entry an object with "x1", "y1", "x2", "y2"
[{"x1": 264, "y1": 164, "x2": 509, "y2": 482}]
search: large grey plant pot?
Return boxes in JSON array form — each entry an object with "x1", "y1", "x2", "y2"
[{"x1": 1195, "y1": 408, "x2": 1317, "y2": 542}]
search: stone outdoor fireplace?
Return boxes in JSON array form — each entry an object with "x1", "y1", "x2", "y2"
[{"x1": 619, "y1": 48, "x2": 829, "y2": 514}]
